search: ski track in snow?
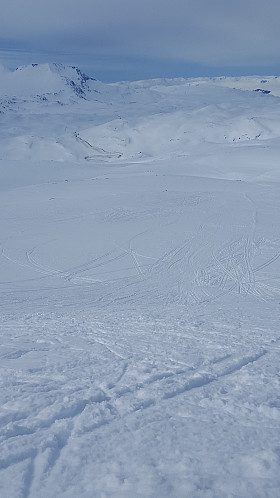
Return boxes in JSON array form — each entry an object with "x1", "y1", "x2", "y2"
[
  {"x1": 1, "y1": 66, "x2": 280, "y2": 497},
  {"x1": 1, "y1": 311, "x2": 280, "y2": 497}
]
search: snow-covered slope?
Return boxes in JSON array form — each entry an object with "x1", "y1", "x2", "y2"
[
  {"x1": 1, "y1": 64, "x2": 280, "y2": 169},
  {"x1": 1, "y1": 65, "x2": 280, "y2": 497}
]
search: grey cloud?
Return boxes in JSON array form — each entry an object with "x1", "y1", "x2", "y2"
[{"x1": 1, "y1": 0, "x2": 280, "y2": 67}]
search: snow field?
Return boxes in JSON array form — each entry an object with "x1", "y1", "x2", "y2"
[{"x1": 0, "y1": 65, "x2": 280, "y2": 497}]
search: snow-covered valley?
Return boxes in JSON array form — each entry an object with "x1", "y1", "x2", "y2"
[{"x1": 0, "y1": 63, "x2": 280, "y2": 497}]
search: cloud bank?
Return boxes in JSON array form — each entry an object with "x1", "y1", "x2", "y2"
[{"x1": 1, "y1": 0, "x2": 280, "y2": 77}]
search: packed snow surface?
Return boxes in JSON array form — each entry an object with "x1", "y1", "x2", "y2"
[{"x1": 0, "y1": 64, "x2": 280, "y2": 497}]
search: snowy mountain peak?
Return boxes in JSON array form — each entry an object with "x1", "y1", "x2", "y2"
[
  {"x1": 1, "y1": 63, "x2": 96, "y2": 99},
  {"x1": 21, "y1": 63, "x2": 96, "y2": 96}
]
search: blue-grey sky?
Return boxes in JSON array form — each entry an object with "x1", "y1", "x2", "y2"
[{"x1": 1, "y1": 0, "x2": 280, "y2": 81}]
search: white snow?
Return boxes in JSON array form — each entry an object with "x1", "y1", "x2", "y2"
[{"x1": 0, "y1": 64, "x2": 280, "y2": 497}]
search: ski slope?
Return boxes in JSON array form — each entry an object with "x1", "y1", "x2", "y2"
[{"x1": 0, "y1": 64, "x2": 280, "y2": 497}]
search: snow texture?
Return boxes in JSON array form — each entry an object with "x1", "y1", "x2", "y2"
[{"x1": 0, "y1": 64, "x2": 280, "y2": 497}]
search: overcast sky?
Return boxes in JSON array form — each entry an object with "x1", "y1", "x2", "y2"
[{"x1": 1, "y1": 0, "x2": 280, "y2": 81}]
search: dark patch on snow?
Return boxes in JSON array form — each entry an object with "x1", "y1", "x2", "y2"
[
  {"x1": 37, "y1": 95, "x2": 48, "y2": 102},
  {"x1": 254, "y1": 89, "x2": 271, "y2": 94},
  {"x1": 58, "y1": 65, "x2": 97, "y2": 99}
]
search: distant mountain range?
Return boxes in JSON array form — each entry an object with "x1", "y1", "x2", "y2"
[{"x1": 1, "y1": 63, "x2": 280, "y2": 164}]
